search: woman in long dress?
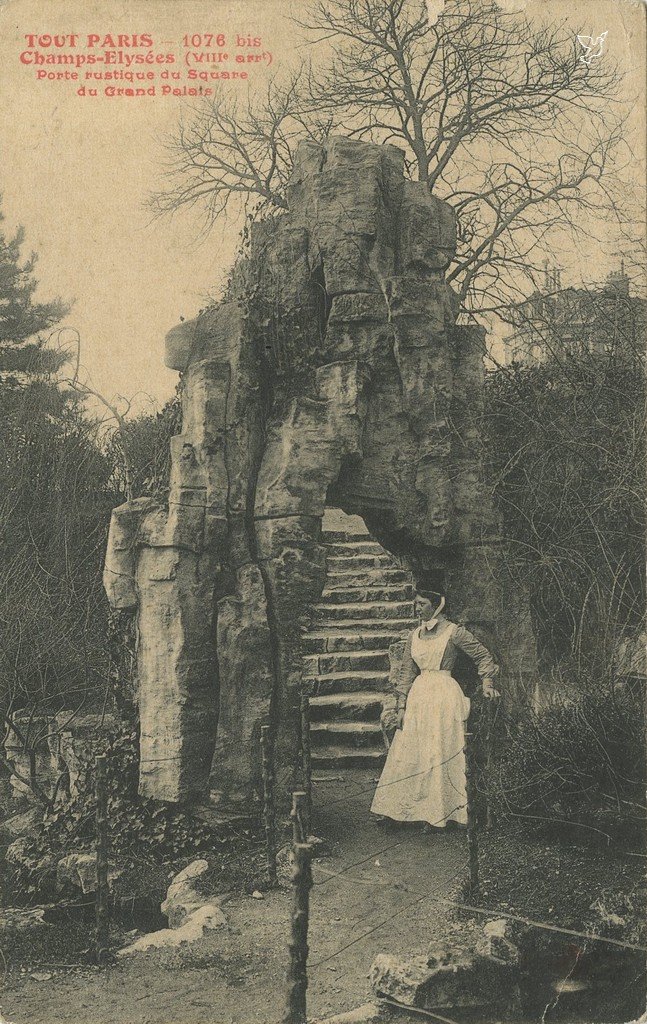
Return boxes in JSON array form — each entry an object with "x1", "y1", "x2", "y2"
[{"x1": 370, "y1": 589, "x2": 500, "y2": 828}]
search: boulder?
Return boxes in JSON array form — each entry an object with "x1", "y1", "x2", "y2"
[
  {"x1": 312, "y1": 1004, "x2": 389, "y2": 1024},
  {"x1": 118, "y1": 903, "x2": 227, "y2": 956},
  {"x1": 161, "y1": 858, "x2": 213, "y2": 928},
  {"x1": 370, "y1": 950, "x2": 517, "y2": 1013},
  {"x1": 56, "y1": 853, "x2": 97, "y2": 894},
  {"x1": 475, "y1": 918, "x2": 520, "y2": 964},
  {"x1": 0, "y1": 807, "x2": 40, "y2": 844},
  {"x1": 56, "y1": 853, "x2": 123, "y2": 894},
  {"x1": 0, "y1": 907, "x2": 50, "y2": 938},
  {"x1": 5, "y1": 833, "x2": 57, "y2": 871},
  {"x1": 135, "y1": 543, "x2": 219, "y2": 803},
  {"x1": 5, "y1": 835, "x2": 32, "y2": 865},
  {"x1": 381, "y1": 641, "x2": 405, "y2": 740},
  {"x1": 369, "y1": 954, "x2": 437, "y2": 1006},
  {"x1": 398, "y1": 181, "x2": 457, "y2": 274},
  {"x1": 117, "y1": 858, "x2": 229, "y2": 956}
]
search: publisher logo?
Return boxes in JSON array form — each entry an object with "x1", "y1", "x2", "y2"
[{"x1": 577, "y1": 32, "x2": 608, "y2": 64}]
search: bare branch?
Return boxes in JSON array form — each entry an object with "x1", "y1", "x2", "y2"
[{"x1": 151, "y1": 0, "x2": 640, "y2": 318}]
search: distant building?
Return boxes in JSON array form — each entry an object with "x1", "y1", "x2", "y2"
[{"x1": 502, "y1": 263, "x2": 647, "y2": 366}]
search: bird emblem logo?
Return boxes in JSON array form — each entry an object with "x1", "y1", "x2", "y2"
[{"x1": 577, "y1": 32, "x2": 608, "y2": 64}]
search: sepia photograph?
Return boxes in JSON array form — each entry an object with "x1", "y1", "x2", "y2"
[{"x1": 0, "y1": 1, "x2": 645, "y2": 1022}]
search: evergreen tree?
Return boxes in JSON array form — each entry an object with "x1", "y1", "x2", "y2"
[
  {"x1": 0, "y1": 211, "x2": 67, "y2": 370},
  {"x1": 0, "y1": 207, "x2": 117, "y2": 762}
]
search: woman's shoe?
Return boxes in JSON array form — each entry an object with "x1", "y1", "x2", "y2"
[{"x1": 372, "y1": 815, "x2": 406, "y2": 830}]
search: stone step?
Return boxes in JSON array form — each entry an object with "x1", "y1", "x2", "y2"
[
  {"x1": 326, "y1": 553, "x2": 394, "y2": 571},
  {"x1": 313, "y1": 602, "x2": 415, "y2": 622},
  {"x1": 305, "y1": 626, "x2": 409, "y2": 651},
  {"x1": 311, "y1": 748, "x2": 386, "y2": 769},
  {"x1": 306, "y1": 670, "x2": 390, "y2": 695},
  {"x1": 302, "y1": 626, "x2": 413, "y2": 655},
  {"x1": 310, "y1": 691, "x2": 384, "y2": 721},
  {"x1": 304, "y1": 649, "x2": 390, "y2": 675},
  {"x1": 321, "y1": 584, "x2": 414, "y2": 605},
  {"x1": 326, "y1": 568, "x2": 411, "y2": 586},
  {"x1": 311, "y1": 721, "x2": 383, "y2": 748},
  {"x1": 303, "y1": 622, "x2": 413, "y2": 647},
  {"x1": 326, "y1": 540, "x2": 385, "y2": 555},
  {"x1": 321, "y1": 529, "x2": 371, "y2": 543}
]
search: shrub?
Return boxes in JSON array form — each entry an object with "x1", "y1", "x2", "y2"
[
  {"x1": 483, "y1": 352, "x2": 645, "y2": 673},
  {"x1": 10, "y1": 731, "x2": 260, "y2": 901},
  {"x1": 486, "y1": 687, "x2": 646, "y2": 838}
]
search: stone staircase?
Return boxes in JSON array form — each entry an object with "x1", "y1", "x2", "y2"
[{"x1": 302, "y1": 514, "x2": 416, "y2": 771}]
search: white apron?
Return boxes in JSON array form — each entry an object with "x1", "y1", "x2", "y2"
[{"x1": 370, "y1": 622, "x2": 471, "y2": 826}]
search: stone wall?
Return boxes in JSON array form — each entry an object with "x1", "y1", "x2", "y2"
[
  {"x1": 104, "y1": 136, "x2": 538, "y2": 810},
  {"x1": 3, "y1": 714, "x2": 116, "y2": 804}
]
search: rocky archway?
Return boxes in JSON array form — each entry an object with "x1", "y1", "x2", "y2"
[{"x1": 104, "y1": 137, "x2": 537, "y2": 812}]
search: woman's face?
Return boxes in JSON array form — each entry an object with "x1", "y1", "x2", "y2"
[{"x1": 415, "y1": 595, "x2": 436, "y2": 621}]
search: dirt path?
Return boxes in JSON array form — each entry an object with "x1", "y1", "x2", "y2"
[{"x1": 2, "y1": 771, "x2": 469, "y2": 1024}]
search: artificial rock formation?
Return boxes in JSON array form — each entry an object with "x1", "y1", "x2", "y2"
[{"x1": 104, "y1": 136, "x2": 537, "y2": 809}]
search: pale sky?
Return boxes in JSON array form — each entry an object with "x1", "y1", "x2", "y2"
[
  {"x1": 0, "y1": 0, "x2": 644, "y2": 410},
  {"x1": 0, "y1": 0, "x2": 293, "y2": 409}
]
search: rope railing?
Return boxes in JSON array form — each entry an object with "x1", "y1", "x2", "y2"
[
  {"x1": 25, "y1": 676, "x2": 642, "y2": 1024},
  {"x1": 312, "y1": 748, "x2": 465, "y2": 814},
  {"x1": 308, "y1": 858, "x2": 471, "y2": 972}
]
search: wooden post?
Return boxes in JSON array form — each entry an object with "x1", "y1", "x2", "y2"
[
  {"x1": 260, "y1": 725, "x2": 278, "y2": 887},
  {"x1": 300, "y1": 693, "x2": 312, "y2": 836},
  {"x1": 291, "y1": 790, "x2": 308, "y2": 845},
  {"x1": 283, "y1": 842, "x2": 313, "y2": 1024},
  {"x1": 464, "y1": 726, "x2": 479, "y2": 899},
  {"x1": 484, "y1": 699, "x2": 496, "y2": 830},
  {"x1": 94, "y1": 754, "x2": 109, "y2": 965}
]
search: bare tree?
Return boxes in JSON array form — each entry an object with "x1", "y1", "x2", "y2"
[
  {"x1": 0, "y1": 325, "x2": 177, "y2": 808},
  {"x1": 151, "y1": 69, "x2": 330, "y2": 226},
  {"x1": 151, "y1": 0, "x2": 639, "y2": 316},
  {"x1": 482, "y1": 332, "x2": 645, "y2": 681},
  {"x1": 52, "y1": 327, "x2": 138, "y2": 502},
  {"x1": 0, "y1": 367, "x2": 117, "y2": 808}
]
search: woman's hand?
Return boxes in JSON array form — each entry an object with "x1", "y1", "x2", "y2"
[
  {"x1": 482, "y1": 681, "x2": 500, "y2": 699},
  {"x1": 395, "y1": 708, "x2": 406, "y2": 729}
]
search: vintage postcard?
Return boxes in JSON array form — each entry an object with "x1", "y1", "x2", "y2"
[{"x1": 0, "y1": 1, "x2": 645, "y2": 1022}]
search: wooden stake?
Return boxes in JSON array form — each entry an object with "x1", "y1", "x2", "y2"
[
  {"x1": 260, "y1": 725, "x2": 278, "y2": 887},
  {"x1": 291, "y1": 790, "x2": 308, "y2": 845},
  {"x1": 464, "y1": 727, "x2": 479, "y2": 899},
  {"x1": 299, "y1": 693, "x2": 312, "y2": 835},
  {"x1": 484, "y1": 699, "x2": 496, "y2": 830},
  {"x1": 283, "y1": 842, "x2": 313, "y2": 1024},
  {"x1": 94, "y1": 754, "x2": 109, "y2": 965}
]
